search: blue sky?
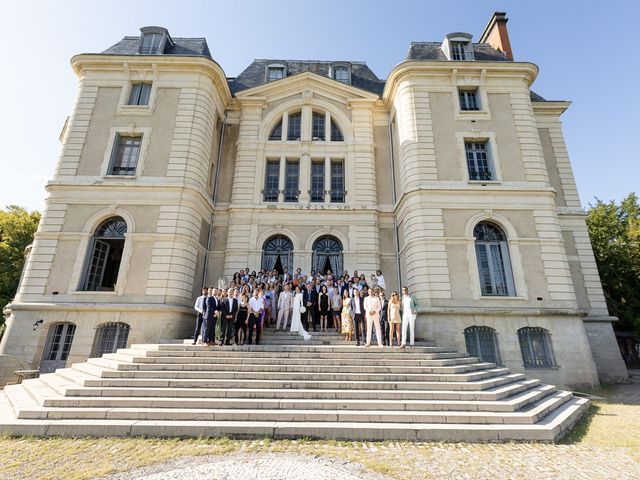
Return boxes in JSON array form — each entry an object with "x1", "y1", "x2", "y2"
[{"x1": 0, "y1": 0, "x2": 638, "y2": 211}]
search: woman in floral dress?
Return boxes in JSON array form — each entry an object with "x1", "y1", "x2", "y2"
[{"x1": 341, "y1": 289, "x2": 354, "y2": 342}]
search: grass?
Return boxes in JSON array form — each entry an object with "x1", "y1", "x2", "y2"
[{"x1": 0, "y1": 386, "x2": 639, "y2": 480}]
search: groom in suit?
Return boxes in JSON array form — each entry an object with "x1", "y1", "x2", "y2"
[
  {"x1": 302, "y1": 282, "x2": 317, "y2": 332},
  {"x1": 203, "y1": 287, "x2": 221, "y2": 345},
  {"x1": 220, "y1": 287, "x2": 239, "y2": 345}
]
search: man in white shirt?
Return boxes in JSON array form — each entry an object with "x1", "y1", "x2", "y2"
[
  {"x1": 192, "y1": 287, "x2": 208, "y2": 344},
  {"x1": 401, "y1": 286, "x2": 418, "y2": 348},
  {"x1": 248, "y1": 289, "x2": 264, "y2": 345},
  {"x1": 363, "y1": 287, "x2": 383, "y2": 347},
  {"x1": 276, "y1": 283, "x2": 293, "y2": 330}
]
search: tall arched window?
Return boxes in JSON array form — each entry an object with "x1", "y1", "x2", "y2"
[
  {"x1": 82, "y1": 217, "x2": 127, "y2": 291},
  {"x1": 312, "y1": 236, "x2": 343, "y2": 275},
  {"x1": 91, "y1": 322, "x2": 130, "y2": 357},
  {"x1": 262, "y1": 235, "x2": 294, "y2": 274},
  {"x1": 518, "y1": 327, "x2": 557, "y2": 368},
  {"x1": 464, "y1": 326, "x2": 501, "y2": 365},
  {"x1": 312, "y1": 112, "x2": 325, "y2": 141},
  {"x1": 474, "y1": 222, "x2": 515, "y2": 296}
]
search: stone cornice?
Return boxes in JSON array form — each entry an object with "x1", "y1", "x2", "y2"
[
  {"x1": 532, "y1": 101, "x2": 572, "y2": 116},
  {"x1": 70, "y1": 54, "x2": 232, "y2": 106}
]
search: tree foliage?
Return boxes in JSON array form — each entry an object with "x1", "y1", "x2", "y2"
[
  {"x1": 0, "y1": 206, "x2": 41, "y2": 314},
  {"x1": 586, "y1": 193, "x2": 640, "y2": 333}
]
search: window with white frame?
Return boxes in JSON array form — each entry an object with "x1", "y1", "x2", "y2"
[
  {"x1": 82, "y1": 217, "x2": 127, "y2": 292},
  {"x1": 128, "y1": 83, "x2": 152, "y2": 106},
  {"x1": 450, "y1": 41, "x2": 469, "y2": 60},
  {"x1": 518, "y1": 327, "x2": 557, "y2": 368},
  {"x1": 331, "y1": 120, "x2": 344, "y2": 142},
  {"x1": 312, "y1": 112, "x2": 325, "y2": 141},
  {"x1": 459, "y1": 88, "x2": 480, "y2": 111},
  {"x1": 269, "y1": 120, "x2": 283, "y2": 141},
  {"x1": 109, "y1": 134, "x2": 142, "y2": 176},
  {"x1": 267, "y1": 65, "x2": 285, "y2": 82},
  {"x1": 465, "y1": 141, "x2": 493, "y2": 181},
  {"x1": 474, "y1": 222, "x2": 516, "y2": 296},
  {"x1": 332, "y1": 66, "x2": 350, "y2": 84},
  {"x1": 287, "y1": 112, "x2": 301, "y2": 141},
  {"x1": 263, "y1": 160, "x2": 280, "y2": 202},
  {"x1": 140, "y1": 33, "x2": 163, "y2": 54}
]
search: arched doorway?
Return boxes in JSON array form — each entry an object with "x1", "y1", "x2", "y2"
[
  {"x1": 40, "y1": 322, "x2": 76, "y2": 373},
  {"x1": 82, "y1": 216, "x2": 127, "y2": 291},
  {"x1": 312, "y1": 236, "x2": 343, "y2": 275},
  {"x1": 262, "y1": 235, "x2": 293, "y2": 274}
]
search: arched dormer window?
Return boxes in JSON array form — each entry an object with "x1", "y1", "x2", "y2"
[
  {"x1": 266, "y1": 62, "x2": 286, "y2": 82},
  {"x1": 139, "y1": 26, "x2": 172, "y2": 55},
  {"x1": 331, "y1": 64, "x2": 351, "y2": 84},
  {"x1": 331, "y1": 120, "x2": 344, "y2": 142},
  {"x1": 269, "y1": 120, "x2": 282, "y2": 141},
  {"x1": 442, "y1": 33, "x2": 474, "y2": 61},
  {"x1": 474, "y1": 222, "x2": 515, "y2": 296}
]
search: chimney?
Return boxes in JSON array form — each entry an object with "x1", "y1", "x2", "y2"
[{"x1": 479, "y1": 12, "x2": 513, "y2": 60}]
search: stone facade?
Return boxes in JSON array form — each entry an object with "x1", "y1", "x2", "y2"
[{"x1": 0, "y1": 14, "x2": 628, "y2": 388}]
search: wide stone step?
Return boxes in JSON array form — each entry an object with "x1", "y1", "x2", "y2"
[
  {"x1": 128, "y1": 345, "x2": 452, "y2": 355},
  {"x1": 16, "y1": 391, "x2": 572, "y2": 424},
  {"x1": 77, "y1": 362, "x2": 496, "y2": 377},
  {"x1": 36, "y1": 383, "x2": 556, "y2": 413},
  {"x1": 0, "y1": 396, "x2": 590, "y2": 441}
]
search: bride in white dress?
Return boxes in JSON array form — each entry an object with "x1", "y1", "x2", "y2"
[{"x1": 290, "y1": 285, "x2": 311, "y2": 341}]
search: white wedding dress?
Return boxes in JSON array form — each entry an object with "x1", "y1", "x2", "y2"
[{"x1": 290, "y1": 292, "x2": 311, "y2": 341}]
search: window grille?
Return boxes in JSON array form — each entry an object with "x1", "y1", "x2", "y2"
[
  {"x1": 110, "y1": 135, "x2": 141, "y2": 176},
  {"x1": 459, "y1": 89, "x2": 479, "y2": 111},
  {"x1": 464, "y1": 326, "x2": 501, "y2": 365},
  {"x1": 287, "y1": 113, "x2": 301, "y2": 141},
  {"x1": 518, "y1": 327, "x2": 557, "y2": 368},
  {"x1": 263, "y1": 160, "x2": 280, "y2": 202},
  {"x1": 310, "y1": 160, "x2": 325, "y2": 202},
  {"x1": 91, "y1": 322, "x2": 130, "y2": 357},
  {"x1": 474, "y1": 222, "x2": 515, "y2": 296},
  {"x1": 465, "y1": 141, "x2": 492, "y2": 181},
  {"x1": 284, "y1": 160, "x2": 299, "y2": 202},
  {"x1": 330, "y1": 160, "x2": 345, "y2": 203},
  {"x1": 312, "y1": 113, "x2": 325, "y2": 140}
]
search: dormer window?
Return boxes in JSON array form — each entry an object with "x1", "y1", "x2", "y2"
[
  {"x1": 138, "y1": 26, "x2": 172, "y2": 55},
  {"x1": 442, "y1": 33, "x2": 474, "y2": 61},
  {"x1": 266, "y1": 63, "x2": 286, "y2": 82},
  {"x1": 331, "y1": 65, "x2": 351, "y2": 84}
]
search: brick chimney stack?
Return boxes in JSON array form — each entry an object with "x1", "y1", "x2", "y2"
[{"x1": 479, "y1": 12, "x2": 513, "y2": 60}]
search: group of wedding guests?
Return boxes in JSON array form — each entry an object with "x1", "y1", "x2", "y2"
[{"x1": 192, "y1": 268, "x2": 419, "y2": 348}]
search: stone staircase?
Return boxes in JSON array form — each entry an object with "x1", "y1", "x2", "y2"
[{"x1": 0, "y1": 327, "x2": 588, "y2": 441}]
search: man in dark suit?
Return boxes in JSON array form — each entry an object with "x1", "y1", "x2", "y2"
[
  {"x1": 302, "y1": 282, "x2": 318, "y2": 332},
  {"x1": 220, "y1": 287, "x2": 239, "y2": 345},
  {"x1": 378, "y1": 290, "x2": 390, "y2": 346},
  {"x1": 203, "y1": 287, "x2": 221, "y2": 345},
  {"x1": 351, "y1": 288, "x2": 366, "y2": 346}
]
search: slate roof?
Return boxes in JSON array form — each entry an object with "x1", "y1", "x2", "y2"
[
  {"x1": 102, "y1": 36, "x2": 212, "y2": 59},
  {"x1": 406, "y1": 42, "x2": 510, "y2": 62},
  {"x1": 229, "y1": 60, "x2": 386, "y2": 96}
]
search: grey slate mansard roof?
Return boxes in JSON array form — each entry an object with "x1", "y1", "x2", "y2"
[
  {"x1": 228, "y1": 60, "x2": 386, "y2": 96},
  {"x1": 100, "y1": 35, "x2": 546, "y2": 101}
]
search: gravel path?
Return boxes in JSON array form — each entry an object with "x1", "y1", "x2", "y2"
[{"x1": 100, "y1": 452, "x2": 390, "y2": 480}]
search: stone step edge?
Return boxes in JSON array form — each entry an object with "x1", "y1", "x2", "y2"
[{"x1": 0, "y1": 397, "x2": 589, "y2": 442}]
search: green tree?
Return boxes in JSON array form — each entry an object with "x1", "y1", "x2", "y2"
[
  {"x1": 0, "y1": 206, "x2": 41, "y2": 317},
  {"x1": 586, "y1": 193, "x2": 640, "y2": 334}
]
